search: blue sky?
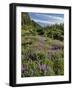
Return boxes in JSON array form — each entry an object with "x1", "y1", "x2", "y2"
[{"x1": 28, "y1": 13, "x2": 64, "y2": 27}]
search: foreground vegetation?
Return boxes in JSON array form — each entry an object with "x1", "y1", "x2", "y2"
[{"x1": 21, "y1": 13, "x2": 64, "y2": 77}]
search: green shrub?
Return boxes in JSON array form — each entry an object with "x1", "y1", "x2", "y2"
[
  {"x1": 53, "y1": 59, "x2": 64, "y2": 75},
  {"x1": 36, "y1": 28, "x2": 44, "y2": 35},
  {"x1": 36, "y1": 51, "x2": 46, "y2": 61}
]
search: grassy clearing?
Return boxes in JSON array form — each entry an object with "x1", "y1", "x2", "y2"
[{"x1": 21, "y1": 35, "x2": 64, "y2": 77}]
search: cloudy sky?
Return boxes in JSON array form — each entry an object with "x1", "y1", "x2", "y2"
[{"x1": 29, "y1": 13, "x2": 64, "y2": 27}]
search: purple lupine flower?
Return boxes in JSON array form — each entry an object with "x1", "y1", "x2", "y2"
[
  {"x1": 21, "y1": 64, "x2": 27, "y2": 72},
  {"x1": 39, "y1": 64, "x2": 47, "y2": 71}
]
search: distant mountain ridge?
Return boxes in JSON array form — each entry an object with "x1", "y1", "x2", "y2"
[{"x1": 21, "y1": 12, "x2": 42, "y2": 30}]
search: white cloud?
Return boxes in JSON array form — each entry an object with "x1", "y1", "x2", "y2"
[
  {"x1": 47, "y1": 15, "x2": 63, "y2": 21},
  {"x1": 33, "y1": 19, "x2": 54, "y2": 24},
  {"x1": 32, "y1": 13, "x2": 64, "y2": 21},
  {"x1": 31, "y1": 18, "x2": 63, "y2": 25},
  {"x1": 30, "y1": 13, "x2": 64, "y2": 26}
]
